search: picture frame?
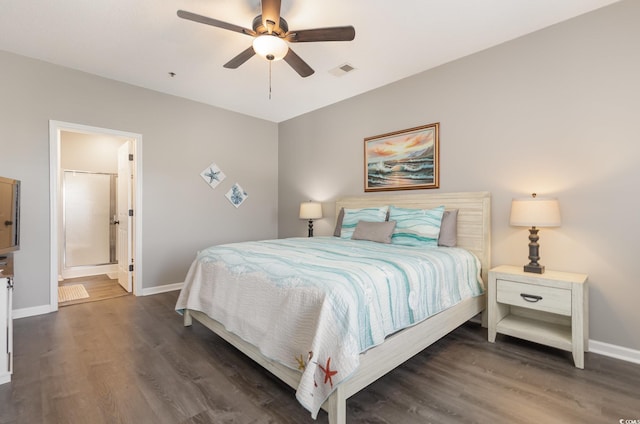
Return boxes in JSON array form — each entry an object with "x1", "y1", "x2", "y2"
[
  {"x1": 200, "y1": 162, "x2": 226, "y2": 189},
  {"x1": 364, "y1": 123, "x2": 439, "y2": 192},
  {"x1": 225, "y1": 183, "x2": 248, "y2": 208}
]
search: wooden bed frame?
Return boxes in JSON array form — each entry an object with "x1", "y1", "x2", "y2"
[{"x1": 183, "y1": 191, "x2": 491, "y2": 423}]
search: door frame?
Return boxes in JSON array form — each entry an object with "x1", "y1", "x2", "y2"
[{"x1": 49, "y1": 120, "x2": 143, "y2": 311}]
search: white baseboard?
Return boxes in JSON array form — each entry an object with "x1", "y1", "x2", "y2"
[
  {"x1": 0, "y1": 372, "x2": 10, "y2": 385},
  {"x1": 141, "y1": 282, "x2": 183, "y2": 296},
  {"x1": 589, "y1": 339, "x2": 640, "y2": 365},
  {"x1": 62, "y1": 264, "x2": 118, "y2": 280},
  {"x1": 13, "y1": 304, "x2": 54, "y2": 319}
]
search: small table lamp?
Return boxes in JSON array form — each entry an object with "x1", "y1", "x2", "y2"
[
  {"x1": 510, "y1": 193, "x2": 561, "y2": 274},
  {"x1": 299, "y1": 201, "x2": 322, "y2": 237}
]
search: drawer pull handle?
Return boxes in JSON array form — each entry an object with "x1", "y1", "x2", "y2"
[{"x1": 520, "y1": 293, "x2": 543, "y2": 303}]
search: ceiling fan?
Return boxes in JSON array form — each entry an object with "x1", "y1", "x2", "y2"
[{"x1": 177, "y1": 0, "x2": 355, "y2": 78}]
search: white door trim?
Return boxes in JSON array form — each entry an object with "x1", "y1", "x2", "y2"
[{"x1": 49, "y1": 120, "x2": 143, "y2": 311}]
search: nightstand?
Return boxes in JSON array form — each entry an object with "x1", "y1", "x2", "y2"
[{"x1": 488, "y1": 265, "x2": 588, "y2": 368}]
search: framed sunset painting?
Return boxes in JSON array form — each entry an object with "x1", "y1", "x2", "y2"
[{"x1": 364, "y1": 123, "x2": 439, "y2": 192}]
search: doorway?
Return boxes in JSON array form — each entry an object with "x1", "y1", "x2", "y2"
[
  {"x1": 49, "y1": 121, "x2": 143, "y2": 311},
  {"x1": 59, "y1": 169, "x2": 123, "y2": 306}
]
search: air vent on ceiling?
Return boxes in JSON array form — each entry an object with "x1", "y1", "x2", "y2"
[{"x1": 329, "y1": 63, "x2": 356, "y2": 77}]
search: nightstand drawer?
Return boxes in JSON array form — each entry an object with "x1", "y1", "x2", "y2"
[{"x1": 497, "y1": 279, "x2": 571, "y2": 316}]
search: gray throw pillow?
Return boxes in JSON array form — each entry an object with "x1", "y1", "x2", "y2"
[
  {"x1": 333, "y1": 207, "x2": 345, "y2": 237},
  {"x1": 438, "y1": 209, "x2": 458, "y2": 247},
  {"x1": 352, "y1": 220, "x2": 397, "y2": 244}
]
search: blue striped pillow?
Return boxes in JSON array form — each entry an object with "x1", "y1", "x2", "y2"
[
  {"x1": 340, "y1": 207, "x2": 388, "y2": 239},
  {"x1": 388, "y1": 205, "x2": 445, "y2": 246}
]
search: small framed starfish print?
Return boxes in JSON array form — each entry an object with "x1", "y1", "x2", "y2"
[{"x1": 200, "y1": 162, "x2": 226, "y2": 189}]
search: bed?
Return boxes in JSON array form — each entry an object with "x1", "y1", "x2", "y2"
[{"x1": 176, "y1": 191, "x2": 491, "y2": 423}]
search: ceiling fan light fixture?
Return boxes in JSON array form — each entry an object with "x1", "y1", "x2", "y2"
[
  {"x1": 253, "y1": 35, "x2": 288, "y2": 61},
  {"x1": 178, "y1": 4, "x2": 355, "y2": 77}
]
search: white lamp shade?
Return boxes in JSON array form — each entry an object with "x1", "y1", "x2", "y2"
[
  {"x1": 252, "y1": 35, "x2": 288, "y2": 61},
  {"x1": 510, "y1": 197, "x2": 561, "y2": 227},
  {"x1": 299, "y1": 202, "x2": 323, "y2": 220}
]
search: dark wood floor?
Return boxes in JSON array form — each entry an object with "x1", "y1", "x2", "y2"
[
  {"x1": 59, "y1": 274, "x2": 129, "y2": 306},
  {"x1": 1, "y1": 291, "x2": 638, "y2": 424}
]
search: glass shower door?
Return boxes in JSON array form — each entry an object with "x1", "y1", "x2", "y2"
[{"x1": 63, "y1": 171, "x2": 116, "y2": 268}]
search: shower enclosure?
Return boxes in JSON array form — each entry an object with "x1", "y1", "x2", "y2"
[{"x1": 62, "y1": 171, "x2": 118, "y2": 277}]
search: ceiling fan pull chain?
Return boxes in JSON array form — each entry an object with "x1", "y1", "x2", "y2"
[{"x1": 269, "y1": 60, "x2": 272, "y2": 100}]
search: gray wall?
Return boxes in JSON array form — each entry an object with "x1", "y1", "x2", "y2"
[
  {"x1": 278, "y1": 1, "x2": 640, "y2": 350},
  {"x1": 0, "y1": 50, "x2": 279, "y2": 310}
]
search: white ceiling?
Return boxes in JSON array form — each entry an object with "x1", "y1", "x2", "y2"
[{"x1": 0, "y1": 0, "x2": 620, "y2": 123}]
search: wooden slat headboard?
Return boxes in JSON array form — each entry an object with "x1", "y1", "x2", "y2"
[{"x1": 335, "y1": 191, "x2": 491, "y2": 283}]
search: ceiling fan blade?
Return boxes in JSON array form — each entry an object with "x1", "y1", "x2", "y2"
[
  {"x1": 177, "y1": 10, "x2": 256, "y2": 37},
  {"x1": 223, "y1": 46, "x2": 256, "y2": 69},
  {"x1": 286, "y1": 26, "x2": 355, "y2": 43},
  {"x1": 261, "y1": 0, "x2": 282, "y2": 33},
  {"x1": 283, "y1": 48, "x2": 314, "y2": 78}
]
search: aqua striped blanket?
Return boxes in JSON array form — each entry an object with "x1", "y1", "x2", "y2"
[{"x1": 175, "y1": 237, "x2": 484, "y2": 418}]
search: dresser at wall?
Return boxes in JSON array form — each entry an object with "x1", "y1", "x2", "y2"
[{"x1": 0, "y1": 254, "x2": 14, "y2": 385}]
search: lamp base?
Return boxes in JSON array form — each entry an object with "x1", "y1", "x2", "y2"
[
  {"x1": 524, "y1": 263, "x2": 545, "y2": 274},
  {"x1": 307, "y1": 220, "x2": 314, "y2": 238},
  {"x1": 524, "y1": 226, "x2": 544, "y2": 273}
]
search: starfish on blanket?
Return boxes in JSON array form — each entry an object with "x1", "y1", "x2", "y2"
[
  {"x1": 295, "y1": 354, "x2": 306, "y2": 371},
  {"x1": 319, "y1": 357, "x2": 338, "y2": 388},
  {"x1": 295, "y1": 351, "x2": 314, "y2": 371}
]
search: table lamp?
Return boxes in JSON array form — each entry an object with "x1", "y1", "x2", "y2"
[
  {"x1": 510, "y1": 193, "x2": 561, "y2": 274},
  {"x1": 299, "y1": 201, "x2": 322, "y2": 237}
]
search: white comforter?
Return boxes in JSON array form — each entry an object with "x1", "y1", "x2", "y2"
[{"x1": 175, "y1": 237, "x2": 484, "y2": 418}]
